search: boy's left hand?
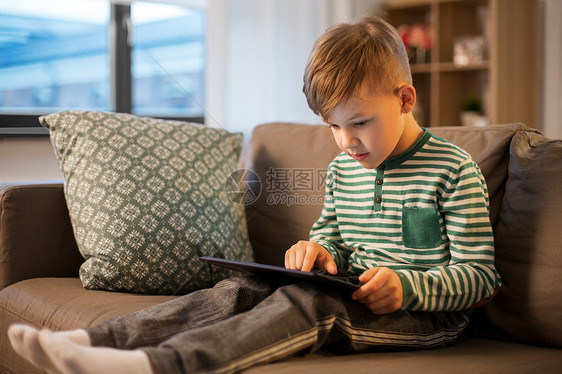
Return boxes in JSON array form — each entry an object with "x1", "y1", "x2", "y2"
[{"x1": 351, "y1": 267, "x2": 403, "y2": 314}]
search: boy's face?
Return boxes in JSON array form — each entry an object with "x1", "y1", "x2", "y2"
[{"x1": 327, "y1": 84, "x2": 411, "y2": 170}]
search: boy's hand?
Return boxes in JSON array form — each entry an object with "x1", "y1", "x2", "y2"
[
  {"x1": 285, "y1": 241, "x2": 338, "y2": 275},
  {"x1": 352, "y1": 267, "x2": 403, "y2": 314}
]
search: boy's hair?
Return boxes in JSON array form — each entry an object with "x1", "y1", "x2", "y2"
[{"x1": 303, "y1": 16, "x2": 412, "y2": 122}]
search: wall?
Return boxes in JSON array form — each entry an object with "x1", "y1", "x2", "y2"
[{"x1": 0, "y1": 136, "x2": 62, "y2": 183}]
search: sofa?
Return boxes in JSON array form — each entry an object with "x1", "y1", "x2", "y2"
[{"x1": 0, "y1": 120, "x2": 561, "y2": 373}]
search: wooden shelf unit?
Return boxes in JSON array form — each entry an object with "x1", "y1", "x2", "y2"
[{"x1": 384, "y1": 0, "x2": 539, "y2": 127}]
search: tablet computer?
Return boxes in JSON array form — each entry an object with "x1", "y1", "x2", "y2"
[{"x1": 200, "y1": 256, "x2": 361, "y2": 292}]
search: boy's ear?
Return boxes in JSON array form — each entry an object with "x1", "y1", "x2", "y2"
[{"x1": 396, "y1": 84, "x2": 416, "y2": 114}]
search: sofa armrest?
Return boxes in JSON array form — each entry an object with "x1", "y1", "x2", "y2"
[{"x1": 0, "y1": 181, "x2": 83, "y2": 290}]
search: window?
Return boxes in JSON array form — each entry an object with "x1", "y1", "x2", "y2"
[
  {"x1": 132, "y1": 2, "x2": 205, "y2": 118},
  {"x1": 0, "y1": 0, "x2": 206, "y2": 135}
]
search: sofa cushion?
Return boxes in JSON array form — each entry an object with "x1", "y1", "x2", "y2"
[
  {"x1": 484, "y1": 131, "x2": 562, "y2": 348},
  {"x1": 0, "y1": 278, "x2": 176, "y2": 329},
  {"x1": 243, "y1": 338, "x2": 562, "y2": 374},
  {"x1": 40, "y1": 111, "x2": 253, "y2": 294},
  {"x1": 0, "y1": 278, "x2": 178, "y2": 374},
  {"x1": 2, "y1": 280, "x2": 562, "y2": 374}
]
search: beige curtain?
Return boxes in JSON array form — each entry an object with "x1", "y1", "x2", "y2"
[{"x1": 205, "y1": 0, "x2": 360, "y2": 139}]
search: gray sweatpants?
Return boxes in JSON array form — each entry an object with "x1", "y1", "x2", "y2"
[{"x1": 87, "y1": 276, "x2": 468, "y2": 373}]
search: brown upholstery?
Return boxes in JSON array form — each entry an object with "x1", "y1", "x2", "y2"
[
  {"x1": 0, "y1": 182, "x2": 83, "y2": 289},
  {"x1": 485, "y1": 130, "x2": 562, "y2": 347},
  {"x1": 1, "y1": 123, "x2": 561, "y2": 374}
]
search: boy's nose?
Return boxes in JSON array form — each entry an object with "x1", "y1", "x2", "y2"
[{"x1": 340, "y1": 129, "x2": 360, "y2": 148}]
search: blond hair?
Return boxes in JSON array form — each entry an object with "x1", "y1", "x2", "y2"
[{"x1": 303, "y1": 17, "x2": 412, "y2": 121}]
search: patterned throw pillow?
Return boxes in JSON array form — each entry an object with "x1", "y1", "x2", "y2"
[{"x1": 40, "y1": 111, "x2": 254, "y2": 295}]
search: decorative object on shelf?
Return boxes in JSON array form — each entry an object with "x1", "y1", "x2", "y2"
[
  {"x1": 460, "y1": 96, "x2": 487, "y2": 127},
  {"x1": 398, "y1": 22, "x2": 432, "y2": 64},
  {"x1": 453, "y1": 35, "x2": 486, "y2": 66}
]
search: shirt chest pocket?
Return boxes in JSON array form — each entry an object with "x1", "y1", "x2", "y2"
[{"x1": 402, "y1": 205, "x2": 444, "y2": 249}]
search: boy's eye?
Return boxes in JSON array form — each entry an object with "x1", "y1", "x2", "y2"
[
  {"x1": 353, "y1": 120, "x2": 367, "y2": 127},
  {"x1": 329, "y1": 124, "x2": 340, "y2": 129}
]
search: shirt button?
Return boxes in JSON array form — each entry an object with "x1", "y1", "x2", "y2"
[
  {"x1": 378, "y1": 164, "x2": 385, "y2": 170},
  {"x1": 375, "y1": 197, "x2": 382, "y2": 203},
  {"x1": 376, "y1": 179, "x2": 383, "y2": 185}
]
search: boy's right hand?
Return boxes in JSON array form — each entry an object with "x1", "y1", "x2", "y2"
[{"x1": 285, "y1": 241, "x2": 338, "y2": 275}]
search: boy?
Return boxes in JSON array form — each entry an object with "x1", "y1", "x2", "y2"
[{"x1": 8, "y1": 17, "x2": 501, "y2": 374}]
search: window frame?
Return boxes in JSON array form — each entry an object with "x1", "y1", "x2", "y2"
[{"x1": 0, "y1": 1, "x2": 205, "y2": 136}]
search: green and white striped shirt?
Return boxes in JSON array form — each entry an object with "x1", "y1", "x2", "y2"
[{"x1": 310, "y1": 130, "x2": 502, "y2": 311}]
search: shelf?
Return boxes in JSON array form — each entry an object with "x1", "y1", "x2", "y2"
[
  {"x1": 410, "y1": 63, "x2": 432, "y2": 74},
  {"x1": 385, "y1": 0, "x2": 432, "y2": 11},
  {"x1": 437, "y1": 61, "x2": 489, "y2": 72},
  {"x1": 385, "y1": 0, "x2": 539, "y2": 127},
  {"x1": 388, "y1": 0, "x2": 487, "y2": 9},
  {"x1": 410, "y1": 61, "x2": 489, "y2": 74}
]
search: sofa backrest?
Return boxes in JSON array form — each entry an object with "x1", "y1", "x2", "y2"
[
  {"x1": 243, "y1": 122, "x2": 340, "y2": 266},
  {"x1": 0, "y1": 182, "x2": 84, "y2": 290},
  {"x1": 483, "y1": 130, "x2": 562, "y2": 347}
]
